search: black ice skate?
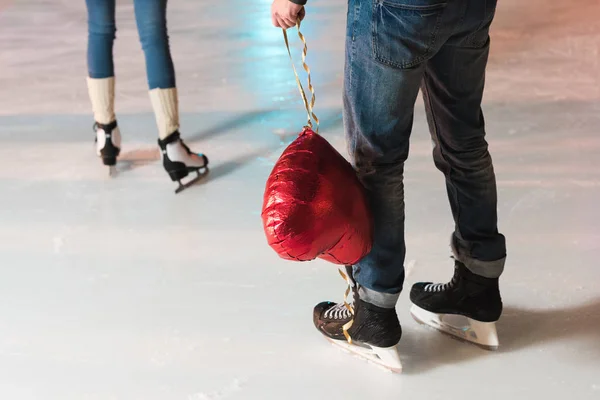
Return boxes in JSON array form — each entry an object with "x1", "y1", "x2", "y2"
[
  {"x1": 94, "y1": 121, "x2": 121, "y2": 176},
  {"x1": 313, "y1": 267, "x2": 403, "y2": 373},
  {"x1": 158, "y1": 131, "x2": 209, "y2": 194},
  {"x1": 410, "y1": 261, "x2": 502, "y2": 350}
]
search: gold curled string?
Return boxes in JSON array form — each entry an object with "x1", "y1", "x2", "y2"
[
  {"x1": 338, "y1": 268, "x2": 355, "y2": 344},
  {"x1": 282, "y1": 19, "x2": 319, "y2": 133}
]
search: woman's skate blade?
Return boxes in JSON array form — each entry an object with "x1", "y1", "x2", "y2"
[{"x1": 174, "y1": 168, "x2": 209, "y2": 194}]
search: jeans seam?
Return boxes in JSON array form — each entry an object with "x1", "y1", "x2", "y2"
[
  {"x1": 349, "y1": 1, "x2": 359, "y2": 93},
  {"x1": 422, "y1": 70, "x2": 462, "y2": 234},
  {"x1": 468, "y1": 0, "x2": 486, "y2": 45},
  {"x1": 464, "y1": 0, "x2": 495, "y2": 48}
]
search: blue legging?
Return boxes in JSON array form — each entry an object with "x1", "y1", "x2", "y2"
[{"x1": 86, "y1": 0, "x2": 175, "y2": 89}]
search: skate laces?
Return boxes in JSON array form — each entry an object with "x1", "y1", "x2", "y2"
[
  {"x1": 424, "y1": 274, "x2": 458, "y2": 293},
  {"x1": 323, "y1": 302, "x2": 353, "y2": 320}
]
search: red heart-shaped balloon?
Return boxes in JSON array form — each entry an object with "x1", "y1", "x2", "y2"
[{"x1": 262, "y1": 128, "x2": 372, "y2": 265}]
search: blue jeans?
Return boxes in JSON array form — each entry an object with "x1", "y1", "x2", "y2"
[
  {"x1": 86, "y1": 0, "x2": 175, "y2": 89},
  {"x1": 345, "y1": 0, "x2": 506, "y2": 307}
]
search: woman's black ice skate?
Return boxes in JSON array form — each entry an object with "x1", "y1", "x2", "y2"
[
  {"x1": 158, "y1": 131, "x2": 209, "y2": 194},
  {"x1": 94, "y1": 121, "x2": 121, "y2": 176}
]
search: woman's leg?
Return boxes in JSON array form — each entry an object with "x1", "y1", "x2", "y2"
[
  {"x1": 133, "y1": 0, "x2": 178, "y2": 139},
  {"x1": 134, "y1": 0, "x2": 208, "y2": 191},
  {"x1": 86, "y1": 0, "x2": 117, "y2": 125},
  {"x1": 85, "y1": 0, "x2": 120, "y2": 168}
]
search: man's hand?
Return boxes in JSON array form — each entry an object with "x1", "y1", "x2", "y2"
[{"x1": 271, "y1": 0, "x2": 305, "y2": 29}]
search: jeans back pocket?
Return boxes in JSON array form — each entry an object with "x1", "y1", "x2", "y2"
[{"x1": 372, "y1": 0, "x2": 447, "y2": 69}]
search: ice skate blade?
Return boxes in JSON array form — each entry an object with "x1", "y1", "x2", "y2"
[
  {"x1": 410, "y1": 304, "x2": 499, "y2": 350},
  {"x1": 326, "y1": 338, "x2": 403, "y2": 373},
  {"x1": 108, "y1": 165, "x2": 117, "y2": 177},
  {"x1": 174, "y1": 168, "x2": 209, "y2": 194}
]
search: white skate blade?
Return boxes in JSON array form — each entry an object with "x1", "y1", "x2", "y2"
[
  {"x1": 174, "y1": 168, "x2": 209, "y2": 194},
  {"x1": 326, "y1": 338, "x2": 403, "y2": 373},
  {"x1": 108, "y1": 165, "x2": 117, "y2": 177},
  {"x1": 410, "y1": 304, "x2": 499, "y2": 350}
]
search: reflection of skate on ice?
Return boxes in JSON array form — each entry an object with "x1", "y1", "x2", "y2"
[
  {"x1": 313, "y1": 267, "x2": 403, "y2": 373},
  {"x1": 410, "y1": 261, "x2": 502, "y2": 350}
]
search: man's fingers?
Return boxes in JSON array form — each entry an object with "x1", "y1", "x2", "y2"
[
  {"x1": 272, "y1": 13, "x2": 280, "y2": 27},
  {"x1": 277, "y1": 15, "x2": 290, "y2": 29},
  {"x1": 282, "y1": 14, "x2": 297, "y2": 29}
]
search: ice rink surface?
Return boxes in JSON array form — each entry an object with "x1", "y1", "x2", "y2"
[{"x1": 0, "y1": 0, "x2": 599, "y2": 399}]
